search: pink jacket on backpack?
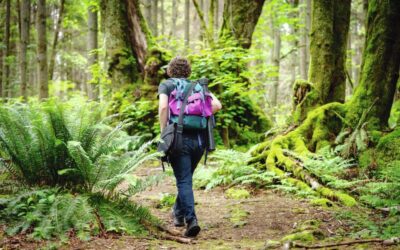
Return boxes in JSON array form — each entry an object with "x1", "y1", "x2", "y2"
[{"x1": 169, "y1": 89, "x2": 213, "y2": 117}]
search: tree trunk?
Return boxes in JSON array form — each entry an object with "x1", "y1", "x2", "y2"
[
  {"x1": 214, "y1": 0, "x2": 219, "y2": 34},
  {"x1": 170, "y1": 0, "x2": 178, "y2": 37},
  {"x1": 293, "y1": 0, "x2": 351, "y2": 122},
  {"x1": 192, "y1": 0, "x2": 213, "y2": 45},
  {"x1": 308, "y1": 0, "x2": 351, "y2": 104},
  {"x1": 184, "y1": 0, "x2": 190, "y2": 48},
  {"x1": 220, "y1": 0, "x2": 266, "y2": 49},
  {"x1": 289, "y1": 0, "x2": 298, "y2": 88},
  {"x1": 353, "y1": 0, "x2": 367, "y2": 88},
  {"x1": 101, "y1": 0, "x2": 138, "y2": 89},
  {"x1": 37, "y1": 0, "x2": 48, "y2": 99},
  {"x1": 209, "y1": 0, "x2": 215, "y2": 38},
  {"x1": 2, "y1": 0, "x2": 11, "y2": 98},
  {"x1": 124, "y1": 0, "x2": 153, "y2": 73},
  {"x1": 346, "y1": 30, "x2": 352, "y2": 96},
  {"x1": 160, "y1": 0, "x2": 165, "y2": 35},
  {"x1": 87, "y1": 4, "x2": 98, "y2": 99},
  {"x1": 299, "y1": 0, "x2": 308, "y2": 80},
  {"x1": 306, "y1": 0, "x2": 311, "y2": 73},
  {"x1": 48, "y1": 0, "x2": 65, "y2": 81},
  {"x1": 19, "y1": 0, "x2": 30, "y2": 100},
  {"x1": 124, "y1": 0, "x2": 168, "y2": 88},
  {"x1": 347, "y1": 0, "x2": 400, "y2": 130},
  {"x1": 145, "y1": 0, "x2": 152, "y2": 30},
  {"x1": 152, "y1": 0, "x2": 158, "y2": 36},
  {"x1": 271, "y1": 23, "x2": 281, "y2": 107}
]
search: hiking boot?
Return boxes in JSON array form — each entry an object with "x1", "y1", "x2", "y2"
[
  {"x1": 184, "y1": 219, "x2": 201, "y2": 237},
  {"x1": 171, "y1": 211, "x2": 185, "y2": 227}
]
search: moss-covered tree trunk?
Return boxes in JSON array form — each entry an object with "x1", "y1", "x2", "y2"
[
  {"x1": 101, "y1": 0, "x2": 138, "y2": 89},
  {"x1": 249, "y1": 0, "x2": 400, "y2": 207},
  {"x1": 293, "y1": 0, "x2": 351, "y2": 122},
  {"x1": 346, "y1": 0, "x2": 400, "y2": 130},
  {"x1": 220, "y1": 0, "x2": 266, "y2": 49},
  {"x1": 124, "y1": 0, "x2": 169, "y2": 91}
]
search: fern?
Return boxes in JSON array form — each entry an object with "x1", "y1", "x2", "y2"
[
  {"x1": 0, "y1": 188, "x2": 158, "y2": 240},
  {"x1": 0, "y1": 188, "x2": 96, "y2": 240},
  {"x1": 358, "y1": 162, "x2": 400, "y2": 208},
  {"x1": 0, "y1": 99, "x2": 160, "y2": 196},
  {"x1": 194, "y1": 149, "x2": 278, "y2": 190},
  {"x1": 289, "y1": 147, "x2": 357, "y2": 190}
]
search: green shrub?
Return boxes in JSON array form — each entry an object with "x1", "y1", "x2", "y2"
[
  {"x1": 190, "y1": 39, "x2": 271, "y2": 146},
  {"x1": 0, "y1": 99, "x2": 163, "y2": 241},
  {"x1": 0, "y1": 98, "x2": 160, "y2": 196}
]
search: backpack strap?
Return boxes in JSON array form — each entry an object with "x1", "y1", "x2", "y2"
[{"x1": 176, "y1": 81, "x2": 196, "y2": 134}]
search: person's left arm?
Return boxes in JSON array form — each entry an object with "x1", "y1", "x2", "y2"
[{"x1": 159, "y1": 93, "x2": 169, "y2": 132}]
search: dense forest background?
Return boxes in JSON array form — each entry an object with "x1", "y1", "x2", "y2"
[
  {"x1": 0, "y1": 0, "x2": 400, "y2": 248},
  {"x1": 0, "y1": 0, "x2": 379, "y2": 146}
]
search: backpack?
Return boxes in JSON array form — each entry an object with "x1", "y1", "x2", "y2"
[{"x1": 168, "y1": 78, "x2": 213, "y2": 130}]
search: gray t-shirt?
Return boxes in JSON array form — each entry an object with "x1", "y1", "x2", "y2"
[{"x1": 158, "y1": 79, "x2": 176, "y2": 97}]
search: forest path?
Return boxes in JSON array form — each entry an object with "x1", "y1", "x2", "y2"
[{"x1": 78, "y1": 163, "x2": 392, "y2": 250}]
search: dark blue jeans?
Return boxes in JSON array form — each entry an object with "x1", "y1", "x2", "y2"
[{"x1": 170, "y1": 132, "x2": 205, "y2": 223}]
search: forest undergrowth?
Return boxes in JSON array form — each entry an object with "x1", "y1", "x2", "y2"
[
  {"x1": 0, "y1": 98, "x2": 165, "y2": 246},
  {"x1": 1, "y1": 99, "x2": 399, "y2": 249}
]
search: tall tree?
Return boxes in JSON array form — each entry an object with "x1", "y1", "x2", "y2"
[
  {"x1": 37, "y1": 0, "x2": 48, "y2": 99},
  {"x1": 124, "y1": 0, "x2": 169, "y2": 87},
  {"x1": 101, "y1": 0, "x2": 138, "y2": 88},
  {"x1": 220, "y1": 0, "x2": 266, "y2": 49},
  {"x1": 171, "y1": 0, "x2": 178, "y2": 37},
  {"x1": 289, "y1": 0, "x2": 299, "y2": 88},
  {"x1": 271, "y1": 21, "x2": 281, "y2": 107},
  {"x1": 347, "y1": 0, "x2": 400, "y2": 129},
  {"x1": 160, "y1": 0, "x2": 165, "y2": 35},
  {"x1": 144, "y1": 0, "x2": 152, "y2": 30},
  {"x1": 294, "y1": 0, "x2": 351, "y2": 122},
  {"x1": 87, "y1": 3, "x2": 98, "y2": 99},
  {"x1": 152, "y1": 0, "x2": 158, "y2": 36},
  {"x1": 2, "y1": 0, "x2": 11, "y2": 98},
  {"x1": 19, "y1": 0, "x2": 30, "y2": 100},
  {"x1": 184, "y1": 0, "x2": 190, "y2": 47},
  {"x1": 299, "y1": 0, "x2": 309, "y2": 79},
  {"x1": 48, "y1": 0, "x2": 65, "y2": 81}
]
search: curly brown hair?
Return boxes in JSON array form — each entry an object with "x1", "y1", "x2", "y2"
[{"x1": 167, "y1": 56, "x2": 192, "y2": 78}]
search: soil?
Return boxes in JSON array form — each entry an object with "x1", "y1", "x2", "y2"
[{"x1": 1, "y1": 163, "x2": 398, "y2": 250}]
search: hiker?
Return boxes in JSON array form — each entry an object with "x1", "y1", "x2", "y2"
[{"x1": 158, "y1": 56, "x2": 222, "y2": 237}]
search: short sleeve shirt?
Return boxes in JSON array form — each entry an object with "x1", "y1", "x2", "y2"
[{"x1": 158, "y1": 79, "x2": 176, "y2": 97}]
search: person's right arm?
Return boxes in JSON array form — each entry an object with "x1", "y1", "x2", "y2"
[{"x1": 210, "y1": 93, "x2": 222, "y2": 114}]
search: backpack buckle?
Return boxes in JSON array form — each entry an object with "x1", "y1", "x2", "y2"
[{"x1": 177, "y1": 124, "x2": 184, "y2": 133}]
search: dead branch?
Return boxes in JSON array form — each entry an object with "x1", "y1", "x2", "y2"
[{"x1": 161, "y1": 234, "x2": 194, "y2": 244}]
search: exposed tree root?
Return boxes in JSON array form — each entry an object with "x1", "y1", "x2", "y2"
[{"x1": 250, "y1": 103, "x2": 357, "y2": 206}]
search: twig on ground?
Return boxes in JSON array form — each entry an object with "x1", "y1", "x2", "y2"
[{"x1": 161, "y1": 234, "x2": 194, "y2": 244}]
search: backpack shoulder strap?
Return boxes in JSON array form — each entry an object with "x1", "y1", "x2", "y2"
[{"x1": 176, "y1": 82, "x2": 196, "y2": 134}]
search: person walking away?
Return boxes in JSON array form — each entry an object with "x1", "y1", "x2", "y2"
[{"x1": 158, "y1": 56, "x2": 222, "y2": 237}]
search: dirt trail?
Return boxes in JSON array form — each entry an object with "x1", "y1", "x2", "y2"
[{"x1": 2, "y1": 164, "x2": 394, "y2": 250}]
